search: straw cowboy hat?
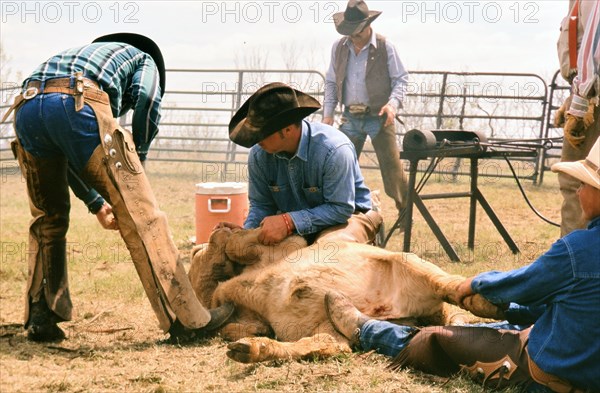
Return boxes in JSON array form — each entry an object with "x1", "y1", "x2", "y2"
[
  {"x1": 92, "y1": 33, "x2": 166, "y2": 96},
  {"x1": 333, "y1": 0, "x2": 382, "y2": 36},
  {"x1": 552, "y1": 138, "x2": 600, "y2": 190},
  {"x1": 228, "y1": 82, "x2": 321, "y2": 148}
]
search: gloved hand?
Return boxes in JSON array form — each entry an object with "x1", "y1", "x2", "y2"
[
  {"x1": 563, "y1": 113, "x2": 587, "y2": 148},
  {"x1": 562, "y1": 94, "x2": 596, "y2": 149},
  {"x1": 553, "y1": 95, "x2": 571, "y2": 128},
  {"x1": 582, "y1": 100, "x2": 596, "y2": 128}
]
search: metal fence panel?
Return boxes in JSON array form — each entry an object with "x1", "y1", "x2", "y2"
[{"x1": 1, "y1": 69, "x2": 559, "y2": 183}]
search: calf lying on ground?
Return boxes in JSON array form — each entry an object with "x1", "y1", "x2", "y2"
[{"x1": 188, "y1": 228, "x2": 502, "y2": 363}]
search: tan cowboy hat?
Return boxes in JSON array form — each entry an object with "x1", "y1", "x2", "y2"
[
  {"x1": 552, "y1": 138, "x2": 600, "y2": 190},
  {"x1": 333, "y1": 0, "x2": 382, "y2": 36},
  {"x1": 228, "y1": 82, "x2": 321, "y2": 148}
]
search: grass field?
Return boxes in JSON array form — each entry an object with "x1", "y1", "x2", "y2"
[{"x1": 0, "y1": 159, "x2": 562, "y2": 392}]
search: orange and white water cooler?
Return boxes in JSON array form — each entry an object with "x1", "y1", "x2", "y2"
[{"x1": 195, "y1": 182, "x2": 249, "y2": 244}]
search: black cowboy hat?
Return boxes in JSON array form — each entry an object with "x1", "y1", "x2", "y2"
[
  {"x1": 333, "y1": 0, "x2": 382, "y2": 36},
  {"x1": 229, "y1": 82, "x2": 321, "y2": 148},
  {"x1": 92, "y1": 33, "x2": 166, "y2": 96}
]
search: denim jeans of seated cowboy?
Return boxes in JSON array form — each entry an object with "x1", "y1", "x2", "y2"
[{"x1": 340, "y1": 109, "x2": 408, "y2": 213}]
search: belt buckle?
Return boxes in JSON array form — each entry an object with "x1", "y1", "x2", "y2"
[
  {"x1": 348, "y1": 104, "x2": 370, "y2": 117},
  {"x1": 22, "y1": 87, "x2": 39, "y2": 100}
]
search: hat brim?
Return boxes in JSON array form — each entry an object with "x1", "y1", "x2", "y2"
[
  {"x1": 93, "y1": 33, "x2": 166, "y2": 96},
  {"x1": 333, "y1": 11, "x2": 381, "y2": 36},
  {"x1": 552, "y1": 161, "x2": 600, "y2": 190},
  {"x1": 229, "y1": 89, "x2": 320, "y2": 148}
]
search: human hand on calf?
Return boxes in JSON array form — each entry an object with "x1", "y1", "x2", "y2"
[
  {"x1": 461, "y1": 294, "x2": 506, "y2": 320},
  {"x1": 454, "y1": 277, "x2": 475, "y2": 306},
  {"x1": 258, "y1": 214, "x2": 292, "y2": 245}
]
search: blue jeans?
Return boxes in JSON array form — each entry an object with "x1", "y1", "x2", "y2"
[
  {"x1": 339, "y1": 110, "x2": 384, "y2": 156},
  {"x1": 15, "y1": 93, "x2": 101, "y2": 174},
  {"x1": 339, "y1": 109, "x2": 408, "y2": 212},
  {"x1": 359, "y1": 320, "x2": 417, "y2": 357}
]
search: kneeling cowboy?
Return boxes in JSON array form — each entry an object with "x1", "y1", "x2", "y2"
[{"x1": 3, "y1": 33, "x2": 233, "y2": 342}]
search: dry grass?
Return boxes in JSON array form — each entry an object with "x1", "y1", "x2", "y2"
[{"x1": 0, "y1": 159, "x2": 561, "y2": 392}]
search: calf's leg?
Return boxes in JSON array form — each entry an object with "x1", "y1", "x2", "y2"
[{"x1": 226, "y1": 333, "x2": 351, "y2": 363}]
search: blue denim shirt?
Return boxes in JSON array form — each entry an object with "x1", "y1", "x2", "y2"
[
  {"x1": 244, "y1": 121, "x2": 372, "y2": 235},
  {"x1": 472, "y1": 216, "x2": 600, "y2": 391}
]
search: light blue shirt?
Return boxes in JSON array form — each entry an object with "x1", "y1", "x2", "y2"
[
  {"x1": 472, "y1": 216, "x2": 600, "y2": 391},
  {"x1": 324, "y1": 30, "x2": 409, "y2": 118},
  {"x1": 244, "y1": 121, "x2": 372, "y2": 235}
]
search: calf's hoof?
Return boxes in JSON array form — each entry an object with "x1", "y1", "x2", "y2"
[{"x1": 226, "y1": 338, "x2": 269, "y2": 363}]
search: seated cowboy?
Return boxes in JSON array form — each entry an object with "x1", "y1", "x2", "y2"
[
  {"x1": 225, "y1": 82, "x2": 382, "y2": 246},
  {"x1": 324, "y1": 139, "x2": 600, "y2": 392}
]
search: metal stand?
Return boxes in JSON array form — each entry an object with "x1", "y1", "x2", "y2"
[{"x1": 389, "y1": 147, "x2": 536, "y2": 262}]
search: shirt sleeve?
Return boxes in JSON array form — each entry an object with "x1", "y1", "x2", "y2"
[
  {"x1": 67, "y1": 167, "x2": 105, "y2": 214},
  {"x1": 288, "y1": 144, "x2": 356, "y2": 235},
  {"x1": 323, "y1": 40, "x2": 341, "y2": 119},
  {"x1": 385, "y1": 41, "x2": 409, "y2": 112},
  {"x1": 244, "y1": 149, "x2": 279, "y2": 229},
  {"x1": 471, "y1": 239, "x2": 575, "y2": 307},
  {"x1": 130, "y1": 55, "x2": 162, "y2": 161},
  {"x1": 569, "y1": 1, "x2": 600, "y2": 115}
]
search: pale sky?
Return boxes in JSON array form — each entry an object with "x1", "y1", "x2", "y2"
[{"x1": 1, "y1": 0, "x2": 569, "y2": 85}]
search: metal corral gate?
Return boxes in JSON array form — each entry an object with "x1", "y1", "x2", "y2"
[{"x1": 0, "y1": 69, "x2": 562, "y2": 183}]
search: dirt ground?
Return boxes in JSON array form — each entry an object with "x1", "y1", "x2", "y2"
[{"x1": 0, "y1": 161, "x2": 561, "y2": 392}]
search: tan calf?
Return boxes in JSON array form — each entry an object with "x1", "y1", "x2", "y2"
[{"x1": 189, "y1": 228, "x2": 502, "y2": 363}]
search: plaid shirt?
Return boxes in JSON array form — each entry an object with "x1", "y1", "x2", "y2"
[
  {"x1": 23, "y1": 42, "x2": 163, "y2": 213},
  {"x1": 24, "y1": 42, "x2": 162, "y2": 158}
]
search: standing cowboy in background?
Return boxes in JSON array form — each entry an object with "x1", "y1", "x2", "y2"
[
  {"x1": 555, "y1": 0, "x2": 600, "y2": 236},
  {"x1": 5, "y1": 33, "x2": 232, "y2": 343},
  {"x1": 323, "y1": 0, "x2": 409, "y2": 225}
]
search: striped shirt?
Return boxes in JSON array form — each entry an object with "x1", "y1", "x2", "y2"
[
  {"x1": 575, "y1": 0, "x2": 600, "y2": 100},
  {"x1": 24, "y1": 42, "x2": 162, "y2": 157}
]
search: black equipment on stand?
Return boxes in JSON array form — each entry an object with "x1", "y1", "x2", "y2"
[{"x1": 383, "y1": 129, "x2": 545, "y2": 262}]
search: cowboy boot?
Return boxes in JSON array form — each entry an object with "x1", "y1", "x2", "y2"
[
  {"x1": 27, "y1": 297, "x2": 66, "y2": 342},
  {"x1": 324, "y1": 291, "x2": 369, "y2": 347},
  {"x1": 167, "y1": 302, "x2": 236, "y2": 344}
]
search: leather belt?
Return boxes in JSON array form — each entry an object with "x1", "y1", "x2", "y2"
[
  {"x1": 25, "y1": 76, "x2": 100, "y2": 91},
  {"x1": 347, "y1": 104, "x2": 371, "y2": 116},
  {"x1": 1, "y1": 74, "x2": 109, "y2": 123},
  {"x1": 24, "y1": 74, "x2": 109, "y2": 109}
]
